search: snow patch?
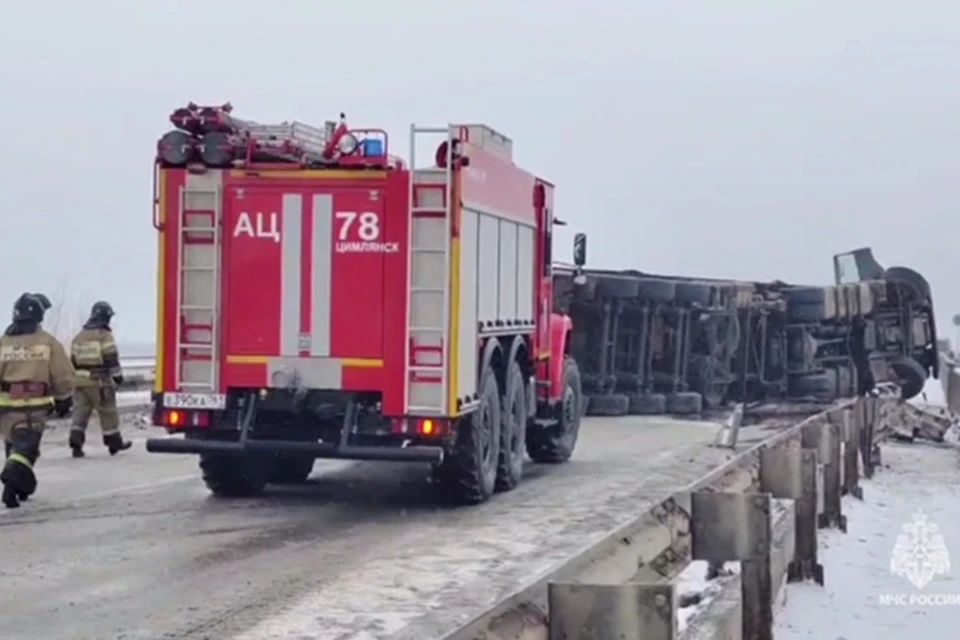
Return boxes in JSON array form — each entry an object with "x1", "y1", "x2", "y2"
[
  {"x1": 774, "y1": 442, "x2": 960, "y2": 640},
  {"x1": 675, "y1": 561, "x2": 739, "y2": 632},
  {"x1": 910, "y1": 377, "x2": 947, "y2": 408}
]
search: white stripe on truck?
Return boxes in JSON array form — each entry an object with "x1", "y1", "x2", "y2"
[
  {"x1": 311, "y1": 194, "x2": 333, "y2": 357},
  {"x1": 280, "y1": 193, "x2": 302, "y2": 356}
]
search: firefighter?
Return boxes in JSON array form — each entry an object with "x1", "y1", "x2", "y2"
[
  {"x1": 68, "y1": 301, "x2": 133, "y2": 457},
  {"x1": 0, "y1": 293, "x2": 74, "y2": 508},
  {"x1": 3, "y1": 292, "x2": 51, "y2": 337}
]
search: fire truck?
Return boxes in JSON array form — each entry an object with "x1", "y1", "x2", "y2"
[{"x1": 144, "y1": 102, "x2": 587, "y2": 505}]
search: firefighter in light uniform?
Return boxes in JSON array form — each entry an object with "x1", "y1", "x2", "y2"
[
  {"x1": 68, "y1": 301, "x2": 133, "y2": 457},
  {"x1": 0, "y1": 293, "x2": 74, "y2": 508},
  {"x1": 3, "y1": 293, "x2": 51, "y2": 337}
]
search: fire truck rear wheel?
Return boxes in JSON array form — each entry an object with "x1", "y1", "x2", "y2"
[
  {"x1": 526, "y1": 357, "x2": 583, "y2": 464},
  {"x1": 199, "y1": 453, "x2": 270, "y2": 498},
  {"x1": 269, "y1": 455, "x2": 316, "y2": 485},
  {"x1": 436, "y1": 364, "x2": 501, "y2": 505},
  {"x1": 495, "y1": 360, "x2": 526, "y2": 493}
]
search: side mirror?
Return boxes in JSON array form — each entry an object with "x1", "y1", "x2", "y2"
[{"x1": 573, "y1": 233, "x2": 587, "y2": 267}]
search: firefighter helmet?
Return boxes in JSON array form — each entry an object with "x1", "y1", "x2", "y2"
[
  {"x1": 12, "y1": 293, "x2": 45, "y2": 324},
  {"x1": 89, "y1": 300, "x2": 115, "y2": 325},
  {"x1": 31, "y1": 293, "x2": 52, "y2": 312}
]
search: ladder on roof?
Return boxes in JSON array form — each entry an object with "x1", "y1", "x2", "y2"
[
  {"x1": 174, "y1": 182, "x2": 222, "y2": 391},
  {"x1": 404, "y1": 124, "x2": 455, "y2": 415}
]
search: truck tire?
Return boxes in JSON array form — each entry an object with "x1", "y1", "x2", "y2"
[
  {"x1": 527, "y1": 357, "x2": 582, "y2": 463},
  {"x1": 784, "y1": 287, "x2": 826, "y2": 323},
  {"x1": 596, "y1": 276, "x2": 640, "y2": 298},
  {"x1": 199, "y1": 454, "x2": 270, "y2": 498},
  {"x1": 586, "y1": 393, "x2": 629, "y2": 416},
  {"x1": 437, "y1": 363, "x2": 501, "y2": 504},
  {"x1": 667, "y1": 391, "x2": 703, "y2": 415},
  {"x1": 891, "y1": 355, "x2": 926, "y2": 400},
  {"x1": 674, "y1": 282, "x2": 713, "y2": 306},
  {"x1": 269, "y1": 455, "x2": 315, "y2": 485},
  {"x1": 628, "y1": 392, "x2": 667, "y2": 415},
  {"x1": 883, "y1": 266, "x2": 931, "y2": 299},
  {"x1": 615, "y1": 373, "x2": 644, "y2": 393},
  {"x1": 637, "y1": 278, "x2": 677, "y2": 303},
  {"x1": 496, "y1": 360, "x2": 527, "y2": 492}
]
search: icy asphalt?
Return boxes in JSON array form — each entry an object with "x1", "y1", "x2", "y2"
[{"x1": 0, "y1": 413, "x2": 767, "y2": 640}]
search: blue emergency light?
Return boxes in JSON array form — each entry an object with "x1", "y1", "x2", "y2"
[{"x1": 362, "y1": 138, "x2": 384, "y2": 157}]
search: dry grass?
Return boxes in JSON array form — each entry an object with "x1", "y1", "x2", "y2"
[{"x1": 43, "y1": 277, "x2": 90, "y2": 345}]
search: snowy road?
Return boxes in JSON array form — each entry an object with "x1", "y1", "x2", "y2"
[
  {"x1": 0, "y1": 414, "x2": 763, "y2": 640},
  {"x1": 775, "y1": 441, "x2": 960, "y2": 640}
]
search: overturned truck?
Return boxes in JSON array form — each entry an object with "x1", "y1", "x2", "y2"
[{"x1": 555, "y1": 247, "x2": 938, "y2": 416}]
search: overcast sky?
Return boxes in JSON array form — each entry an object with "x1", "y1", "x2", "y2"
[{"x1": 1, "y1": 1, "x2": 957, "y2": 345}]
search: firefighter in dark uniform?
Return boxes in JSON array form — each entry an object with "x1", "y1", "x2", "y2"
[
  {"x1": 0, "y1": 293, "x2": 74, "y2": 508},
  {"x1": 68, "y1": 301, "x2": 132, "y2": 457}
]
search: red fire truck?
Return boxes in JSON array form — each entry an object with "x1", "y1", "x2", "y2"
[{"x1": 145, "y1": 103, "x2": 587, "y2": 504}]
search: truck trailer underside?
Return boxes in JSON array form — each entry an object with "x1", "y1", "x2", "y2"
[{"x1": 554, "y1": 246, "x2": 938, "y2": 418}]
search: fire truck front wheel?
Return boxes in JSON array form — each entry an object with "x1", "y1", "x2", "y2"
[
  {"x1": 199, "y1": 453, "x2": 271, "y2": 498},
  {"x1": 526, "y1": 357, "x2": 583, "y2": 463},
  {"x1": 435, "y1": 364, "x2": 502, "y2": 505}
]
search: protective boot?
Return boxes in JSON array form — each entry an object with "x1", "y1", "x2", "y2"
[
  {"x1": 1, "y1": 443, "x2": 27, "y2": 501},
  {"x1": 0, "y1": 458, "x2": 32, "y2": 509},
  {"x1": 104, "y1": 432, "x2": 132, "y2": 456},
  {"x1": 1, "y1": 484, "x2": 18, "y2": 509},
  {"x1": 69, "y1": 429, "x2": 86, "y2": 458}
]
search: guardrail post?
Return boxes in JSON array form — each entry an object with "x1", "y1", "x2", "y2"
[
  {"x1": 819, "y1": 413, "x2": 847, "y2": 532},
  {"x1": 759, "y1": 447, "x2": 824, "y2": 586},
  {"x1": 859, "y1": 395, "x2": 878, "y2": 479},
  {"x1": 691, "y1": 491, "x2": 773, "y2": 640},
  {"x1": 843, "y1": 403, "x2": 864, "y2": 500},
  {"x1": 800, "y1": 419, "x2": 832, "y2": 528},
  {"x1": 547, "y1": 582, "x2": 676, "y2": 639}
]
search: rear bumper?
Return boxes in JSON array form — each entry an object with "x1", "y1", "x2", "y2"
[{"x1": 145, "y1": 436, "x2": 444, "y2": 464}]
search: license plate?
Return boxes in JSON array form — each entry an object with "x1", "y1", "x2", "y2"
[{"x1": 163, "y1": 392, "x2": 226, "y2": 410}]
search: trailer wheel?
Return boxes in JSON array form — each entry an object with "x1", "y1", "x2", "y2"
[
  {"x1": 269, "y1": 455, "x2": 315, "y2": 485},
  {"x1": 527, "y1": 357, "x2": 582, "y2": 463},
  {"x1": 666, "y1": 391, "x2": 703, "y2": 415},
  {"x1": 586, "y1": 393, "x2": 630, "y2": 416},
  {"x1": 437, "y1": 363, "x2": 501, "y2": 505},
  {"x1": 199, "y1": 454, "x2": 270, "y2": 498},
  {"x1": 596, "y1": 276, "x2": 640, "y2": 298},
  {"x1": 637, "y1": 278, "x2": 677, "y2": 303},
  {"x1": 674, "y1": 282, "x2": 713, "y2": 306},
  {"x1": 628, "y1": 392, "x2": 667, "y2": 415},
  {"x1": 495, "y1": 360, "x2": 527, "y2": 492},
  {"x1": 891, "y1": 355, "x2": 926, "y2": 400}
]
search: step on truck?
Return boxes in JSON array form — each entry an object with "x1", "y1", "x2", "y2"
[{"x1": 145, "y1": 102, "x2": 587, "y2": 504}]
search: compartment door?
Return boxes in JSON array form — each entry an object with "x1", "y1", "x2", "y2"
[
  {"x1": 327, "y1": 188, "x2": 388, "y2": 360},
  {"x1": 222, "y1": 187, "x2": 299, "y2": 357}
]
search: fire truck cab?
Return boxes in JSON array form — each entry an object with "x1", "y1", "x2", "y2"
[{"x1": 145, "y1": 103, "x2": 585, "y2": 505}]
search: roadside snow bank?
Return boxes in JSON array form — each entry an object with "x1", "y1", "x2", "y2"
[{"x1": 774, "y1": 442, "x2": 960, "y2": 640}]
